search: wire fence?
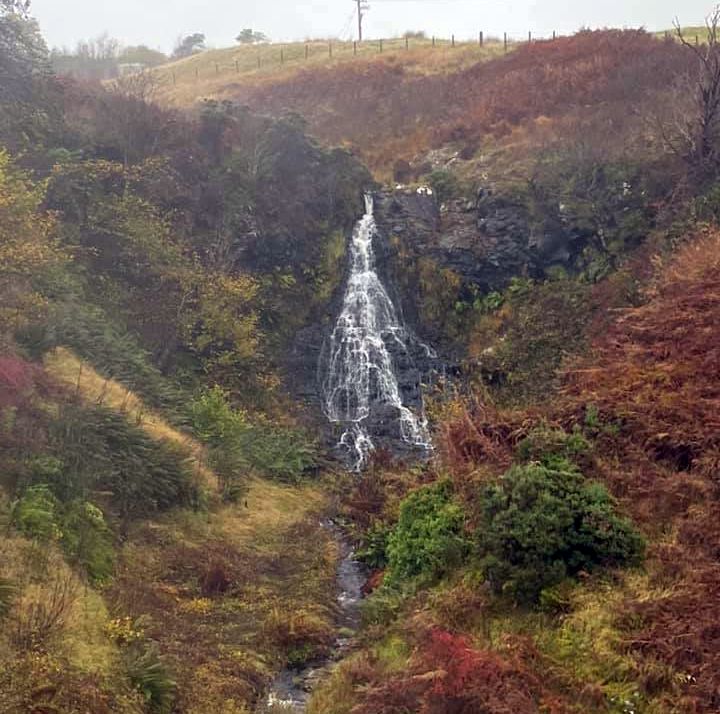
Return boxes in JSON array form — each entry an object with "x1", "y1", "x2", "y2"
[{"x1": 159, "y1": 31, "x2": 575, "y2": 86}]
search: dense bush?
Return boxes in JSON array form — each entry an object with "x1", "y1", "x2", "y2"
[
  {"x1": 13, "y1": 484, "x2": 60, "y2": 541},
  {"x1": 470, "y1": 276, "x2": 594, "y2": 405},
  {"x1": 191, "y1": 386, "x2": 319, "y2": 491},
  {"x1": 30, "y1": 300, "x2": 190, "y2": 424},
  {"x1": 386, "y1": 481, "x2": 469, "y2": 584},
  {"x1": 476, "y1": 460, "x2": 645, "y2": 603},
  {"x1": 357, "y1": 521, "x2": 392, "y2": 569},
  {"x1": 427, "y1": 168, "x2": 462, "y2": 203}
]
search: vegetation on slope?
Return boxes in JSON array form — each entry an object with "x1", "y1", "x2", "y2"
[{"x1": 4, "y1": 0, "x2": 720, "y2": 712}]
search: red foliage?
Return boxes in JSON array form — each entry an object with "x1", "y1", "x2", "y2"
[
  {"x1": 438, "y1": 398, "x2": 519, "y2": 475},
  {"x1": 240, "y1": 31, "x2": 690, "y2": 171},
  {"x1": 563, "y1": 228, "x2": 720, "y2": 712},
  {"x1": 0, "y1": 354, "x2": 36, "y2": 408},
  {"x1": 565, "y1": 227, "x2": 720, "y2": 476},
  {"x1": 352, "y1": 629, "x2": 547, "y2": 714},
  {"x1": 361, "y1": 569, "x2": 385, "y2": 596}
]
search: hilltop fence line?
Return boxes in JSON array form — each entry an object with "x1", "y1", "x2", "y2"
[
  {"x1": 158, "y1": 29, "x2": 695, "y2": 87},
  {"x1": 162, "y1": 31, "x2": 566, "y2": 86}
]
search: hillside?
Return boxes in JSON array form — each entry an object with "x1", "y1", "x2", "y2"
[
  {"x1": 4, "y1": 4, "x2": 720, "y2": 714},
  {"x1": 154, "y1": 31, "x2": 687, "y2": 178}
]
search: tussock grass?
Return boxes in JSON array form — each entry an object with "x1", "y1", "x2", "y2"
[{"x1": 44, "y1": 347, "x2": 219, "y2": 492}]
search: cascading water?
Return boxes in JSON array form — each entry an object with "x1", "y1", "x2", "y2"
[{"x1": 322, "y1": 193, "x2": 432, "y2": 469}]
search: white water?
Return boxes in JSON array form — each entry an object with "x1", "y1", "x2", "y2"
[{"x1": 322, "y1": 194, "x2": 431, "y2": 469}]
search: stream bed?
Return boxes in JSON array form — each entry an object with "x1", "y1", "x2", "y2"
[{"x1": 260, "y1": 521, "x2": 365, "y2": 713}]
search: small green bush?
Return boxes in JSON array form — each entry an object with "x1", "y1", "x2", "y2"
[
  {"x1": 357, "y1": 522, "x2": 391, "y2": 569},
  {"x1": 125, "y1": 644, "x2": 177, "y2": 714},
  {"x1": 13, "y1": 485, "x2": 60, "y2": 541},
  {"x1": 516, "y1": 422, "x2": 591, "y2": 465},
  {"x1": 61, "y1": 501, "x2": 114, "y2": 583},
  {"x1": 476, "y1": 460, "x2": 645, "y2": 604},
  {"x1": 428, "y1": 169, "x2": 461, "y2": 203},
  {"x1": 386, "y1": 481, "x2": 469, "y2": 584},
  {"x1": 51, "y1": 403, "x2": 197, "y2": 520}
]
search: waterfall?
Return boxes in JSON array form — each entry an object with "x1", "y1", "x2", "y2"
[{"x1": 322, "y1": 194, "x2": 432, "y2": 470}]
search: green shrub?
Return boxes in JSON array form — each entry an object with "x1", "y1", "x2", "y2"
[
  {"x1": 386, "y1": 481, "x2": 469, "y2": 584},
  {"x1": 428, "y1": 169, "x2": 461, "y2": 203},
  {"x1": 360, "y1": 585, "x2": 406, "y2": 628},
  {"x1": 191, "y1": 386, "x2": 319, "y2": 488},
  {"x1": 516, "y1": 422, "x2": 591, "y2": 466},
  {"x1": 357, "y1": 522, "x2": 391, "y2": 569},
  {"x1": 22, "y1": 300, "x2": 190, "y2": 425},
  {"x1": 13, "y1": 485, "x2": 60, "y2": 541},
  {"x1": 125, "y1": 644, "x2": 177, "y2": 714},
  {"x1": 476, "y1": 460, "x2": 645, "y2": 604},
  {"x1": 61, "y1": 501, "x2": 114, "y2": 583},
  {"x1": 242, "y1": 424, "x2": 319, "y2": 483}
]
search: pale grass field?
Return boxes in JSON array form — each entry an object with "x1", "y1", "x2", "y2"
[{"x1": 153, "y1": 38, "x2": 509, "y2": 108}]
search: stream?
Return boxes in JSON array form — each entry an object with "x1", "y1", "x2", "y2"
[{"x1": 260, "y1": 521, "x2": 365, "y2": 713}]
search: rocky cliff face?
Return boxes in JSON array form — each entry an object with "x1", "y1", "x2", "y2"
[
  {"x1": 373, "y1": 186, "x2": 533, "y2": 299},
  {"x1": 288, "y1": 184, "x2": 573, "y2": 462}
]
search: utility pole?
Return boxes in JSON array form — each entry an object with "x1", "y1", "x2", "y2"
[{"x1": 354, "y1": 0, "x2": 369, "y2": 42}]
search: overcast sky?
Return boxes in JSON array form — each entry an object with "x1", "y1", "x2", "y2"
[{"x1": 31, "y1": 0, "x2": 715, "y2": 53}]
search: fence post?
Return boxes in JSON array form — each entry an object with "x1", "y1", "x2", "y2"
[
  {"x1": 696, "y1": 34, "x2": 700, "y2": 45},
  {"x1": 452, "y1": 34, "x2": 455, "y2": 47},
  {"x1": 353, "y1": 40, "x2": 357, "y2": 55},
  {"x1": 504, "y1": 32, "x2": 508, "y2": 52},
  {"x1": 405, "y1": 36, "x2": 409, "y2": 50},
  {"x1": 479, "y1": 31, "x2": 484, "y2": 46},
  {"x1": 379, "y1": 38, "x2": 383, "y2": 52},
  {"x1": 432, "y1": 36, "x2": 435, "y2": 47},
  {"x1": 553, "y1": 30, "x2": 556, "y2": 40},
  {"x1": 215, "y1": 62, "x2": 219, "y2": 74},
  {"x1": 528, "y1": 31, "x2": 532, "y2": 43}
]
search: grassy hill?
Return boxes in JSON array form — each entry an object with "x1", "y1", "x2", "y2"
[
  {"x1": 153, "y1": 30, "x2": 688, "y2": 178},
  {"x1": 155, "y1": 37, "x2": 506, "y2": 106}
]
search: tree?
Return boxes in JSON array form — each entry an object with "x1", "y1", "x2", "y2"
[
  {"x1": 0, "y1": 0, "x2": 31, "y2": 17},
  {"x1": 119, "y1": 45, "x2": 167, "y2": 67},
  {"x1": 172, "y1": 32, "x2": 205, "y2": 58},
  {"x1": 665, "y1": 7, "x2": 720, "y2": 183},
  {"x1": 0, "y1": 0, "x2": 57, "y2": 150},
  {"x1": 236, "y1": 28, "x2": 268, "y2": 45},
  {"x1": 0, "y1": 151, "x2": 64, "y2": 339}
]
